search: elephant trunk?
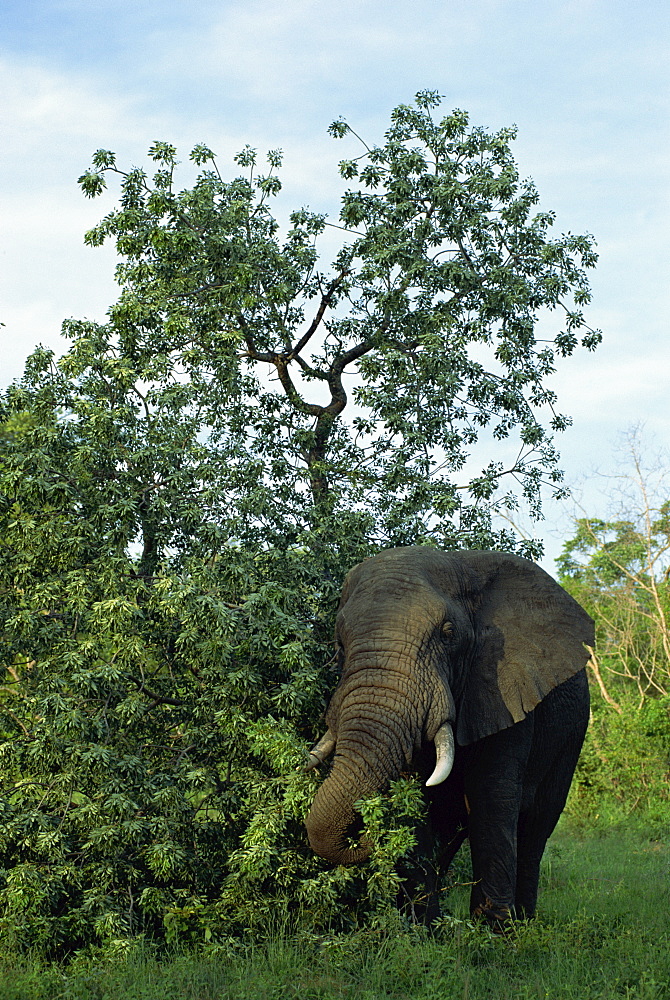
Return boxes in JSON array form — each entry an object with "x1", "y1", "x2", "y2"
[
  {"x1": 306, "y1": 631, "x2": 454, "y2": 865},
  {"x1": 305, "y1": 705, "x2": 422, "y2": 865},
  {"x1": 306, "y1": 757, "x2": 376, "y2": 865}
]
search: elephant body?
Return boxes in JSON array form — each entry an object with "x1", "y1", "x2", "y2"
[{"x1": 305, "y1": 547, "x2": 593, "y2": 927}]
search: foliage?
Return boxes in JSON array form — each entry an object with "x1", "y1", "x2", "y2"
[
  {"x1": 2, "y1": 828, "x2": 670, "y2": 999},
  {"x1": 559, "y1": 433, "x2": 670, "y2": 831},
  {"x1": 558, "y1": 431, "x2": 670, "y2": 702},
  {"x1": 76, "y1": 90, "x2": 599, "y2": 553},
  {"x1": 568, "y1": 695, "x2": 670, "y2": 829},
  {"x1": 0, "y1": 93, "x2": 600, "y2": 954},
  {"x1": 354, "y1": 778, "x2": 425, "y2": 921}
]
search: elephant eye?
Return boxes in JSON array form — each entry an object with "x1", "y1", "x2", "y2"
[{"x1": 441, "y1": 621, "x2": 454, "y2": 637}]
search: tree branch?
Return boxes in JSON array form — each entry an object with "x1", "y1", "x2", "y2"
[
  {"x1": 585, "y1": 645, "x2": 622, "y2": 714},
  {"x1": 289, "y1": 269, "x2": 351, "y2": 361}
]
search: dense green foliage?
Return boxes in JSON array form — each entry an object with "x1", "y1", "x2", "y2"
[
  {"x1": 569, "y1": 695, "x2": 670, "y2": 829},
  {"x1": 558, "y1": 441, "x2": 670, "y2": 829},
  {"x1": 0, "y1": 93, "x2": 601, "y2": 954},
  {"x1": 2, "y1": 826, "x2": 670, "y2": 999}
]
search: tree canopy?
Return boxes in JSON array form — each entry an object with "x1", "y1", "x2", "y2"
[
  {"x1": 0, "y1": 93, "x2": 601, "y2": 953},
  {"x1": 74, "y1": 89, "x2": 600, "y2": 560}
]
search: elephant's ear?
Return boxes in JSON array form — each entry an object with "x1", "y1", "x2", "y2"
[{"x1": 455, "y1": 551, "x2": 594, "y2": 746}]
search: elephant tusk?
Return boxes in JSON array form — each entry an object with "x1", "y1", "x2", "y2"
[
  {"x1": 305, "y1": 729, "x2": 336, "y2": 770},
  {"x1": 425, "y1": 722, "x2": 455, "y2": 787}
]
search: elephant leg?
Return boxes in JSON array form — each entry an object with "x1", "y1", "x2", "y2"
[
  {"x1": 513, "y1": 819, "x2": 544, "y2": 920},
  {"x1": 396, "y1": 769, "x2": 470, "y2": 925},
  {"x1": 515, "y1": 790, "x2": 567, "y2": 918},
  {"x1": 420, "y1": 762, "x2": 469, "y2": 917},
  {"x1": 396, "y1": 832, "x2": 441, "y2": 925},
  {"x1": 427, "y1": 761, "x2": 469, "y2": 867},
  {"x1": 467, "y1": 815, "x2": 518, "y2": 930},
  {"x1": 516, "y1": 672, "x2": 589, "y2": 919},
  {"x1": 464, "y1": 721, "x2": 533, "y2": 929},
  {"x1": 515, "y1": 742, "x2": 584, "y2": 919}
]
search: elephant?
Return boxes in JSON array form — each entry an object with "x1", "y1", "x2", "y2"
[{"x1": 305, "y1": 546, "x2": 593, "y2": 928}]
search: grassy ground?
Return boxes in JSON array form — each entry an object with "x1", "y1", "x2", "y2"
[{"x1": 2, "y1": 822, "x2": 669, "y2": 1000}]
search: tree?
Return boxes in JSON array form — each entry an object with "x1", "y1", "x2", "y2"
[
  {"x1": 558, "y1": 432, "x2": 670, "y2": 821},
  {"x1": 75, "y1": 89, "x2": 600, "y2": 558},
  {"x1": 0, "y1": 93, "x2": 600, "y2": 952},
  {"x1": 558, "y1": 429, "x2": 670, "y2": 705}
]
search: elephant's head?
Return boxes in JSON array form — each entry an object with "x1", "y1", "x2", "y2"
[{"x1": 305, "y1": 546, "x2": 594, "y2": 864}]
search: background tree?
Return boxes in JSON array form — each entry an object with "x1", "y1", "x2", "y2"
[
  {"x1": 0, "y1": 93, "x2": 600, "y2": 953},
  {"x1": 558, "y1": 430, "x2": 670, "y2": 824},
  {"x1": 558, "y1": 429, "x2": 670, "y2": 705}
]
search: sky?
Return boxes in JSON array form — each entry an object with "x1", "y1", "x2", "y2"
[{"x1": 1, "y1": 0, "x2": 669, "y2": 569}]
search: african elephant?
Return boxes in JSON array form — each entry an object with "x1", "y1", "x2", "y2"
[{"x1": 305, "y1": 546, "x2": 593, "y2": 928}]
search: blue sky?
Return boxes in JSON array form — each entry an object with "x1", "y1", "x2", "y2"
[{"x1": 1, "y1": 0, "x2": 669, "y2": 566}]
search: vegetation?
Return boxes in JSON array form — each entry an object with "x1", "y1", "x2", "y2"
[
  {"x1": 1, "y1": 825, "x2": 669, "y2": 999},
  {"x1": 558, "y1": 430, "x2": 670, "y2": 704},
  {"x1": 558, "y1": 431, "x2": 670, "y2": 827},
  {"x1": 0, "y1": 90, "x2": 668, "y2": 1000},
  {"x1": 0, "y1": 91, "x2": 604, "y2": 956}
]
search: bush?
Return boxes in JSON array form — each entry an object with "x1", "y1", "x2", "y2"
[{"x1": 568, "y1": 695, "x2": 670, "y2": 830}]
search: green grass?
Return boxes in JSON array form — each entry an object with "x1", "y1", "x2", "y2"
[{"x1": 2, "y1": 822, "x2": 669, "y2": 1000}]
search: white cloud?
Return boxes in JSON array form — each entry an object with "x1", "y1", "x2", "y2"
[
  {"x1": 0, "y1": 56, "x2": 138, "y2": 153},
  {"x1": 182, "y1": 0, "x2": 422, "y2": 96},
  {"x1": 0, "y1": 57, "x2": 143, "y2": 381}
]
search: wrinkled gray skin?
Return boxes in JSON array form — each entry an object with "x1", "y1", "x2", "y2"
[{"x1": 305, "y1": 547, "x2": 593, "y2": 927}]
